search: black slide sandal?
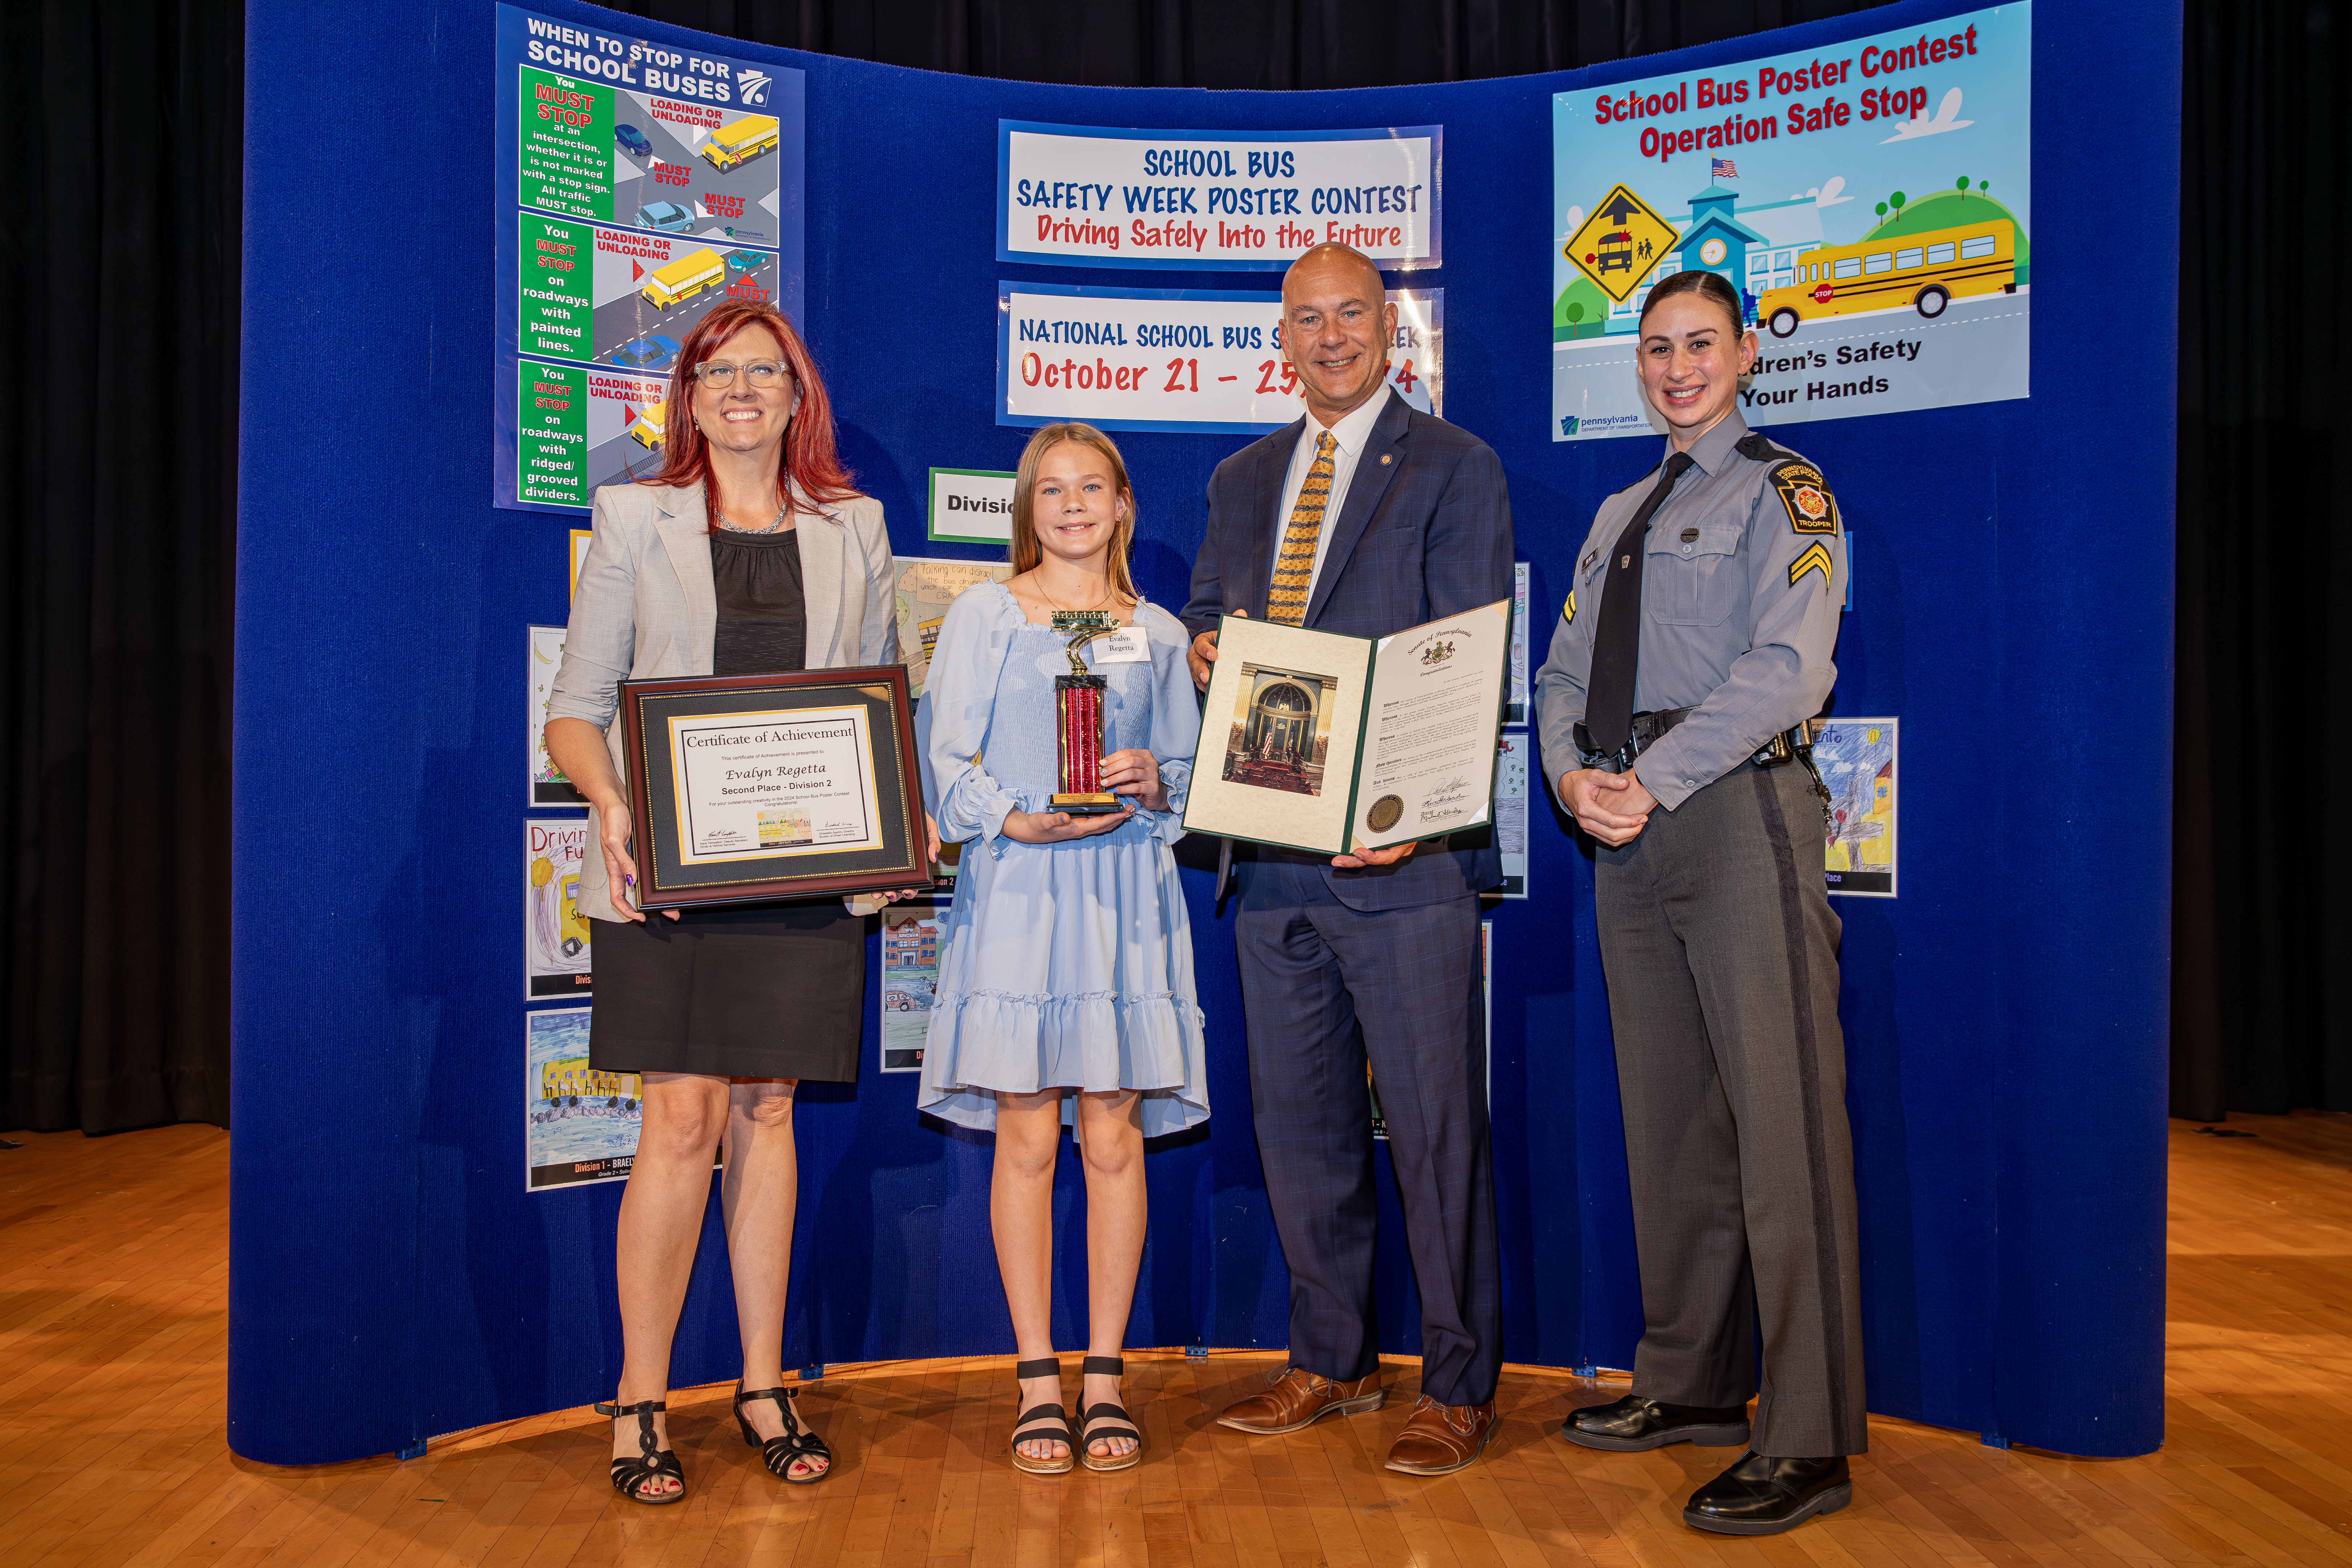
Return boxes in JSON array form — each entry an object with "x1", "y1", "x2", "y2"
[
  {"x1": 735, "y1": 1381, "x2": 833, "y2": 1485},
  {"x1": 1078, "y1": 1355, "x2": 1143, "y2": 1472},
  {"x1": 595, "y1": 1397, "x2": 687, "y2": 1505},
  {"x1": 1009, "y1": 1356, "x2": 1076, "y2": 1474}
]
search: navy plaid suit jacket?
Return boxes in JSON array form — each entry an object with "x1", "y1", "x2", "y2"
[{"x1": 1182, "y1": 390, "x2": 1515, "y2": 911}]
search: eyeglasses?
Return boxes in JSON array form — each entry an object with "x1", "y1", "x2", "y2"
[{"x1": 696, "y1": 360, "x2": 791, "y2": 389}]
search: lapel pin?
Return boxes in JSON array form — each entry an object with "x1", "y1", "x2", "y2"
[{"x1": 1380, "y1": 453, "x2": 1392, "y2": 465}]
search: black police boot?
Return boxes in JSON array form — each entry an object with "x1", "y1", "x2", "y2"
[
  {"x1": 1682, "y1": 1451, "x2": 1852, "y2": 1535},
  {"x1": 1558, "y1": 1394, "x2": 1751, "y2": 1452}
]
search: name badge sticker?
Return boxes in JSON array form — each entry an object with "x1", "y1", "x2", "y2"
[{"x1": 1092, "y1": 625, "x2": 1150, "y2": 664}]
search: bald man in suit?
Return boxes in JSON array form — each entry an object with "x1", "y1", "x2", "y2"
[{"x1": 1183, "y1": 244, "x2": 1514, "y2": 1476}]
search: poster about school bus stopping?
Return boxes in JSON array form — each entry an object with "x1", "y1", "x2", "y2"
[
  {"x1": 1552, "y1": 2, "x2": 2029, "y2": 442},
  {"x1": 494, "y1": 4, "x2": 806, "y2": 511}
]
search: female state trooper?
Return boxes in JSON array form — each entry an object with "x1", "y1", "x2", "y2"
[{"x1": 1532, "y1": 269, "x2": 1863, "y2": 1537}]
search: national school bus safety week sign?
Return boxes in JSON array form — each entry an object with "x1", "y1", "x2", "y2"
[{"x1": 1551, "y1": 0, "x2": 2030, "y2": 441}]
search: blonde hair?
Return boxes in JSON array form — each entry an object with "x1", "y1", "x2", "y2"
[{"x1": 1009, "y1": 423, "x2": 1138, "y2": 603}]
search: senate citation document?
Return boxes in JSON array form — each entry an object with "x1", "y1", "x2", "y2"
[
  {"x1": 1183, "y1": 598, "x2": 1510, "y2": 857},
  {"x1": 1352, "y1": 601, "x2": 1511, "y2": 851}
]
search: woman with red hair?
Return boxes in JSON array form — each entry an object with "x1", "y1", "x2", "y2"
[{"x1": 545, "y1": 299, "x2": 919, "y2": 1503}]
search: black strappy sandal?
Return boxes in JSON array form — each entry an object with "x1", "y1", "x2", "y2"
[
  {"x1": 1008, "y1": 1356, "x2": 1076, "y2": 1475},
  {"x1": 1077, "y1": 1355, "x2": 1144, "y2": 1472},
  {"x1": 595, "y1": 1396, "x2": 687, "y2": 1505},
  {"x1": 734, "y1": 1380, "x2": 832, "y2": 1485}
]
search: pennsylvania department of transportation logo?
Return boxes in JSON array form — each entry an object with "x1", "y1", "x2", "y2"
[
  {"x1": 737, "y1": 69, "x2": 771, "y2": 105},
  {"x1": 1560, "y1": 415, "x2": 1580, "y2": 435}
]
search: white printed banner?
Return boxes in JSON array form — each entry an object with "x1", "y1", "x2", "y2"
[
  {"x1": 999, "y1": 284, "x2": 1442, "y2": 435},
  {"x1": 999, "y1": 122, "x2": 1441, "y2": 271}
]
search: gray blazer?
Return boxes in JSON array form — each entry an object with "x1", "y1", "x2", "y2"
[{"x1": 547, "y1": 479, "x2": 898, "y2": 922}]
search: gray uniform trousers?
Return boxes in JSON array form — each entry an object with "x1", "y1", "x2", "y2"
[
  {"x1": 1235, "y1": 859, "x2": 1502, "y2": 1408},
  {"x1": 1595, "y1": 758, "x2": 1867, "y2": 1457}
]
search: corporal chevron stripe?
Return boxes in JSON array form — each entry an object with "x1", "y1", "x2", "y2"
[{"x1": 1268, "y1": 431, "x2": 1336, "y2": 625}]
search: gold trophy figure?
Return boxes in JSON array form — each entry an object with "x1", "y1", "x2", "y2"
[{"x1": 1050, "y1": 610, "x2": 1125, "y2": 815}]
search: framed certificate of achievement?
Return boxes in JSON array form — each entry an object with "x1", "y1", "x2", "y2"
[
  {"x1": 618, "y1": 667, "x2": 932, "y2": 910},
  {"x1": 1182, "y1": 600, "x2": 1512, "y2": 857}
]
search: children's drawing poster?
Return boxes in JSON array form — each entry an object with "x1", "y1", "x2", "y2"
[
  {"x1": 1553, "y1": 2, "x2": 2029, "y2": 441},
  {"x1": 527, "y1": 1007, "x2": 639, "y2": 1189},
  {"x1": 530, "y1": 626, "x2": 587, "y2": 805},
  {"x1": 880, "y1": 902, "x2": 944, "y2": 1073},
  {"x1": 527, "y1": 819, "x2": 596, "y2": 997},
  {"x1": 1491, "y1": 734, "x2": 1528, "y2": 900},
  {"x1": 1816, "y1": 717, "x2": 1896, "y2": 896}
]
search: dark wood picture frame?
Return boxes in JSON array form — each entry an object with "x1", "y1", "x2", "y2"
[{"x1": 618, "y1": 666, "x2": 932, "y2": 911}]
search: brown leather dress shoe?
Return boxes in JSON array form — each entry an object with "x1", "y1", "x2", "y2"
[
  {"x1": 1217, "y1": 1365, "x2": 1385, "y2": 1435},
  {"x1": 1383, "y1": 1395, "x2": 1499, "y2": 1475}
]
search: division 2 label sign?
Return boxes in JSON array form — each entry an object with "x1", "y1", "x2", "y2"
[
  {"x1": 495, "y1": 5, "x2": 806, "y2": 511},
  {"x1": 1000, "y1": 123, "x2": 1441, "y2": 271},
  {"x1": 1551, "y1": 1, "x2": 2029, "y2": 441},
  {"x1": 1001, "y1": 284, "x2": 1442, "y2": 435}
]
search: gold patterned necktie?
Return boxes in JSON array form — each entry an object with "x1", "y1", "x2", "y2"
[{"x1": 1267, "y1": 430, "x2": 1336, "y2": 625}]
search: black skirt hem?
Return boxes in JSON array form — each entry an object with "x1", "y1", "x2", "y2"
[{"x1": 588, "y1": 1037, "x2": 860, "y2": 1083}]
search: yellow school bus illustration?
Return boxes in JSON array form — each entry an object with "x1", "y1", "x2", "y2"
[
  {"x1": 641, "y1": 246, "x2": 725, "y2": 310},
  {"x1": 1758, "y1": 219, "x2": 2018, "y2": 338},
  {"x1": 539, "y1": 1058, "x2": 641, "y2": 1103},
  {"x1": 700, "y1": 115, "x2": 780, "y2": 172},
  {"x1": 629, "y1": 399, "x2": 668, "y2": 450}
]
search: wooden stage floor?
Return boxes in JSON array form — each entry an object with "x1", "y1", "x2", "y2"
[{"x1": 5, "y1": 1112, "x2": 2350, "y2": 1567}]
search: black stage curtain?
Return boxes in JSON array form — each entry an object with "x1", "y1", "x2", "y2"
[
  {"x1": 614, "y1": 0, "x2": 1890, "y2": 86},
  {"x1": 0, "y1": 0, "x2": 241, "y2": 1135},
  {"x1": 2171, "y1": 0, "x2": 2352, "y2": 1119}
]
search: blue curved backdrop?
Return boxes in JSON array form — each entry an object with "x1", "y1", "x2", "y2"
[{"x1": 229, "y1": 0, "x2": 2178, "y2": 1464}]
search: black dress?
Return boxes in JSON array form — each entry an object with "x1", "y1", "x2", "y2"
[{"x1": 588, "y1": 526, "x2": 865, "y2": 1081}]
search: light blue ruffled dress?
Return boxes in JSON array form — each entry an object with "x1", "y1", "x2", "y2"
[{"x1": 917, "y1": 581, "x2": 1208, "y2": 1135}]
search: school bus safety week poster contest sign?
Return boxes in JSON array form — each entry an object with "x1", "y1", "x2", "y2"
[
  {"x1": 494, "y1": 5, "x2": 806, "y2": 511},
  {"x1": 1000, "y1": 123, "x2": 1441, "y2": 271},
  {"x1": 1552, "y1": 1, "x2": 2029, "y2": 441}
]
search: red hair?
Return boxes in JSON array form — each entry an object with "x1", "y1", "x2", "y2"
[{"x1": 639, "y1": 297, "x2": 859, "y2": 530}]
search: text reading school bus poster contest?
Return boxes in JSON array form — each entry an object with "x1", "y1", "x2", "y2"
[{"x1": 1552, "y1": 0, "x2": 2030, "y2": 441}]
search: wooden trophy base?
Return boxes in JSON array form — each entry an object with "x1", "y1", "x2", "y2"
[{"x1": 1051, "y1": 792, "x2": 1126, "y2": 816}]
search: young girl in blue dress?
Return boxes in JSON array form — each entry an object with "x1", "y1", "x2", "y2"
[{"x1": 919, "y1": 422, "x2": 1207, "y2": 1475}]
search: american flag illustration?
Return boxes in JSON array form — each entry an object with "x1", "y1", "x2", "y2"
[{"x1": 1712, "y1": 157, "x2": 1740, "y2": 178}]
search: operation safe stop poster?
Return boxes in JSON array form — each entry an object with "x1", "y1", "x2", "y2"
[
  {"x1": 494, "y1": 4, "x2": 807, "y2": 511},
  {"x1": 1552, "y1": 1, "x2": 2030, "y2": 441}
]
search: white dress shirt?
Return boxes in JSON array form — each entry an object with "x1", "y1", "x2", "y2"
[{"x1": 1273, "y1": 391, "x2": 1388, "y2": 609}]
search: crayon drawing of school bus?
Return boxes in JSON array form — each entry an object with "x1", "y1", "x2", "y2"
[{"x1": 1757, "y1": 218, "x2": 2018, "y2": 338}]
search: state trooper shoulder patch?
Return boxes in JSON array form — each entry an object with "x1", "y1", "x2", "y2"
[
  {"x1": 1563, "y1": 589, "x2": 1576, "y2": 624},
  {"x1": 1769, "y1": 461, "x2": 1838, "y2": 535}
]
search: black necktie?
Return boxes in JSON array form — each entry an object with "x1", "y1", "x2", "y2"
[{"x1": 1583, "y1": 450, "x2": 1695, "y2": 759}]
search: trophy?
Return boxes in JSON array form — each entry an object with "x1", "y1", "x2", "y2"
[{"x1": 1050, "y1": 610, "x2": 1125, "y2": 815}]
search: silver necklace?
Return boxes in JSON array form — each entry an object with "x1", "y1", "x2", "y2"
[{"x1": 723, "y1": 499, "x2": 788, "y2": 534}]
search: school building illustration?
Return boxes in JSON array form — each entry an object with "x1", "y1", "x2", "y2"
[{"x1": 1557, "y1": 181, "x2": 1830, "y2": 339}]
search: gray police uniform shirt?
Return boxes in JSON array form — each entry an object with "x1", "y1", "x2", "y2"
[{"x1": 1533, "y1": 407, "x2": 1843, "y2": 812}]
